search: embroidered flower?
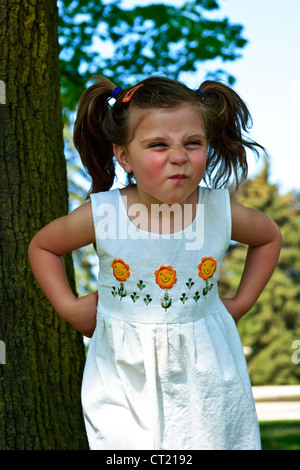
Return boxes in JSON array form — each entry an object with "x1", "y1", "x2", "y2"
[
  {"x1": 197, "y1": 257, "x2": 217, "y2": 281},
  {"x1": 155, "y1": 266, "x2": 177, "y2": 289},
  {"x1": 112, "y1": 258, "x2": 130, "y2": 282}
]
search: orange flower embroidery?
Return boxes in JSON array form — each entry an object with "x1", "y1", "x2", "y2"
[
  {"x1": 112, "y1": 258, "x2": 130, "y2": 282},
  {"x1": 155, "y1": 266, "x2": 177, "y2": 289},
  {"x1": 198, "y1": 257, "x2": 217, "y2": 281}
]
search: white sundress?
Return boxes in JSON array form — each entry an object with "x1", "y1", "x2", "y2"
[{"x1": 81, "y1": 186, "x2": 261, "y2": 450}]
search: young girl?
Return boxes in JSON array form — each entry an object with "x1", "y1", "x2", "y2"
[{"x1": 28, "y1": 76, "x2": 281, "y2": 450}]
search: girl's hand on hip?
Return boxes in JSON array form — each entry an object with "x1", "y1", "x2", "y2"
[
  {"x1": 71, "y1": 291, "x2": 98, "y2": 338},
  {"x1": 221, "y1": 297, "x2": 243, "y2": 325}
]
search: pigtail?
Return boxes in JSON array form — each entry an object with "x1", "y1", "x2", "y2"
[
  {"x1": 73, "y1": 76, "x2": 116, "y2": 197},
  {"x1": 199, "y1": 80, "x2": 266, "y2": 194}
]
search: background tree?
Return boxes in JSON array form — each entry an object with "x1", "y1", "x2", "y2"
[
  {"x1": 219, "y1": 161, "x2": 300, "y2": 385},
  {"x1": 0, "y1": 0, "x2": 88, "y2": 450}
]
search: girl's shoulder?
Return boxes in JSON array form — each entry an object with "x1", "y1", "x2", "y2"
[
  {"x1": 230, "y1": 199, "x2": 281, "y2": 246},
  {"x1": 62, "y1": 201, "x2": 96, "y2": 249}
]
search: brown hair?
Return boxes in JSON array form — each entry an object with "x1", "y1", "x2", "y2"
[{"x1": 73, "y1": 75, "x2": 265, "y2": 196}]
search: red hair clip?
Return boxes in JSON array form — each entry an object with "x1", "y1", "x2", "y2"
[{"x1": 122, "y1": 84, "x2": 144, "y2": 103}]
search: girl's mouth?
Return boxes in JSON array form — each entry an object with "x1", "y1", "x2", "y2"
[{"x1": 169, "y1": 174, "x2": 188, "y2": 181}]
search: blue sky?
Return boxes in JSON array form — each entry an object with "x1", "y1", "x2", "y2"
[{"x1": 121, "y1": 0, "x2": 300, "y2": 194}]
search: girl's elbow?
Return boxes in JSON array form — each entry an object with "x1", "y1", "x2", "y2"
[
  {"x1": 28, "y1": 231, "x2": 44, "y2": 264},
  {"x1": 28, "y1": 235, "x2": 38, "y2": 264},
  {"x1": 273, "y1": 221, "x2": 282, "y2": 246},
  {"x1": 270, "y1": 221, "x2": 282, "y2": 258}
]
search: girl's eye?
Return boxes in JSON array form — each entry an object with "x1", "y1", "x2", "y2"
[
  {"x1": 149, "y1": 143, "x2": 167, "y2": 149},
  {"x1": 186, "y1": 141, "x2": 202, "y2": 147},
  {"x1": 148, "y1": 141, "x2": 203, "y2": 149}
]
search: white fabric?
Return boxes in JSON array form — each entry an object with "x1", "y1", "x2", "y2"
[{"x1": 81, "y1": 187, "x2": 261, "y2": 450}]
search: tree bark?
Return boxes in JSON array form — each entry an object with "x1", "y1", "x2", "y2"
[{"x1": 0, "y1": 0, "x2": 88, "y2": 449}]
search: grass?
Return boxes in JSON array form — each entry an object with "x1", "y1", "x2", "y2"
[{"x1": 260, "y1": 421, "x2": 300, "y2": 450}]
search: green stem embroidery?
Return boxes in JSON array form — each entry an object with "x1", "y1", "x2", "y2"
[
  {"x1": 137, "y1": 280, "x2": 146, "y2": 290},
  {"x1": 144, "y1": 294, "x2": 152, "y2": 305},
  {"x1": 111, "y1": 286, "x2": 118, "y2": 298},
  {"x1": 203, "y1": 280, "x2": 213, "y2": 298},
  {"x1": 180, "y1": 293, "x2": 188, "y2": 304},
  {"x1": 161, "y1": 290, "x2": 172, "y2": 312},
  {"x1": 186, "y1": 278, "x2": 194, "y2": 290},
  {"x1": 131, "y1": 292, "x2": 139, "y2": 302},
  {"x1": 118, "y1": 281, "x2": 127, "y2": 300}
]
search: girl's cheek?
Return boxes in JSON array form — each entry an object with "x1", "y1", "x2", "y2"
[
  {"x1": 149, "y1": 155, "x2": 166, "y2": 170},
  {"x1": 142, "y1": 159, "x2": 166, "y2": 179}
]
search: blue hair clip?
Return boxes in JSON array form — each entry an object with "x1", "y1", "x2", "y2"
[
  {"x1": 112, "y1": 86, "x2": 122, "y2": 99},
  {"x1": 197, "y1": 89, "x2": 204, "y2": 95}
]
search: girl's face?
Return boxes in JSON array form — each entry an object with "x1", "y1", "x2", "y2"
[{"x1": 114, "y1": 103, "x2": 208, "y2": 208}]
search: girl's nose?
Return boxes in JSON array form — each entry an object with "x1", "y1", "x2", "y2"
[{"x1": 169, "y1": 145, "x2": 188, "y2": 164}]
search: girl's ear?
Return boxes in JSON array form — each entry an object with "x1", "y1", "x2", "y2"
[{"x1": 113, "y1": 144, "x2": 132, "y2": 174}]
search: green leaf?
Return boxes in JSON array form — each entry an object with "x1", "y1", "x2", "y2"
[{"x1": 58, "y1": 0, "x2": 247, "y2": 111}]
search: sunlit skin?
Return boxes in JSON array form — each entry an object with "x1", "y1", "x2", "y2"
[{"x1": 114, "y1": 103, "x2": 208, "y2": 211}]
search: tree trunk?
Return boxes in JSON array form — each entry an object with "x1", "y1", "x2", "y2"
[{"x1": 0, "y1": 0, "x2": 88, "y2": 449}]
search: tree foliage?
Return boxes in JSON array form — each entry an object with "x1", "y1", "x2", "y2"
[{"x1": 58, "y1": 0, "x2": 247, "y2": 111}]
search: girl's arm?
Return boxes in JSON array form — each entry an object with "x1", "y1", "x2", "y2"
[
  {"x1": 222, "y1": 200, "x2": 282, "y2": 323},
  {"x1": 28, "y1": 202, "x2": 97, "y2": 337}
]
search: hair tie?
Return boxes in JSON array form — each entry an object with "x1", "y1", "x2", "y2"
[
  {"x1": 112, "y1": 86, "x2": 122, "y2": 99},
  {"x1": 196, "y1": 88, "x2": 205, "y2": 100},
  {"x1": 122, "y1": 84, "x2": 144, "y2": 103}
]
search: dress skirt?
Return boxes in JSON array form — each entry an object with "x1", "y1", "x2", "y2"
[{"x1": 81, "y1": 298, "x2": 261, "y2": 450}]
